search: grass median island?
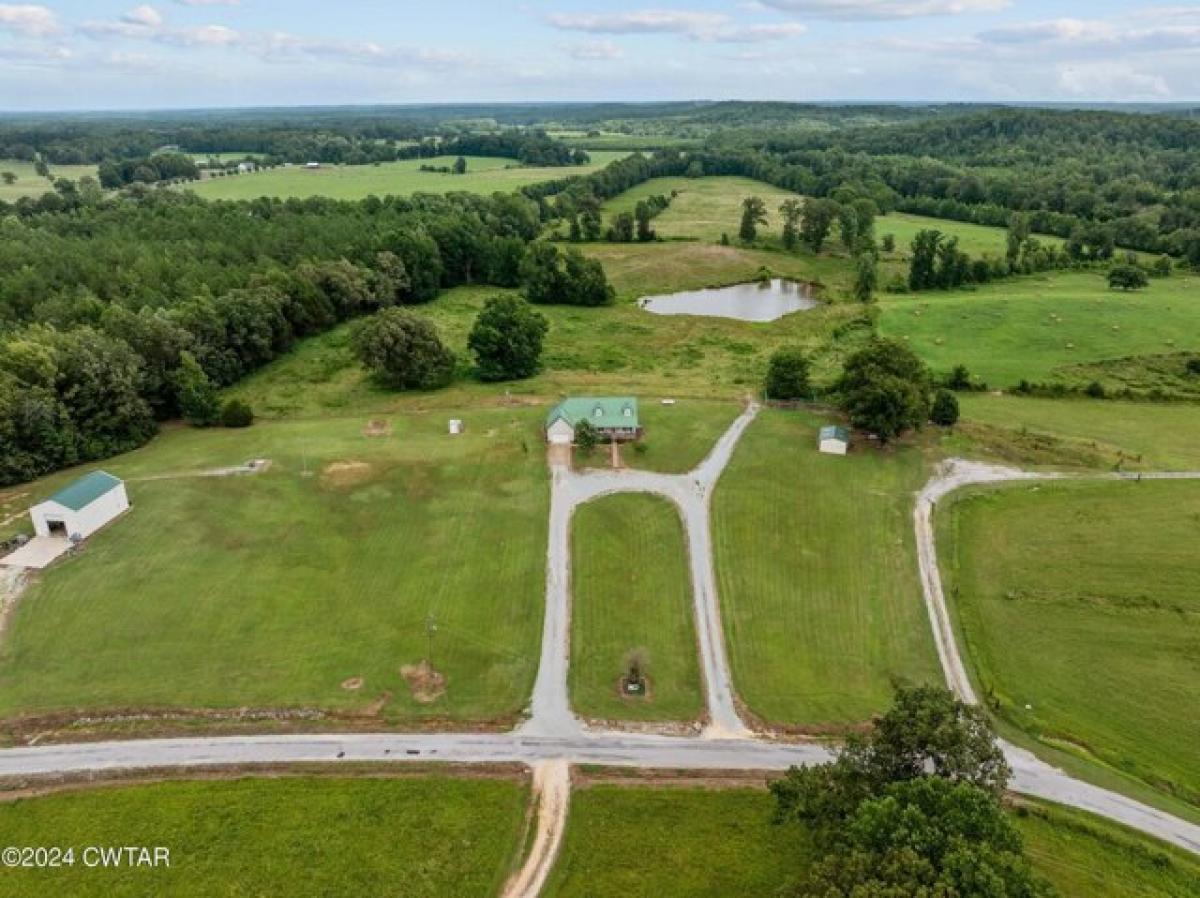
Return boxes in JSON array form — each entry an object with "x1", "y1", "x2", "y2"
[
  {"x1": 878, "y1": 269, "x2": 1200, "y2": 386},
  {"x1": 0, "y1": 408, "x2": 548, "y2": 726},
  {"x1": 938, "y1": 479, "x2": 1200, "y2": 812},
  {"x1": 569, "y1": 494, "x2": 703, "y2": 722},
  {"x1": 0, "y1": 775, "x2": 529, "y2": 897},
  {"x1": 543, "y1": 784, "x2": 811, "y2": 897},
  {"x1": 712, "y1": 408, "x2": 941, "y2": 729},
  {"x1": 185, "y1": 152, "x2": 628, "y2": 200}
]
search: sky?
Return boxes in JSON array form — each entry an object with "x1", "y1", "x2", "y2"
[{"x1": 0, "y1": 1, "x2": 1197, "y2": 110}]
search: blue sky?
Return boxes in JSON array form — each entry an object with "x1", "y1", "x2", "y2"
[{"x1": 0, "y1": 1, "x2": 1196, "y2": 110}]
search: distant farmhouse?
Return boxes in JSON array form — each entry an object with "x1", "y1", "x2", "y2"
[
  {"x1": 818, "y1": 425, "x2": 850, "y2": 456},
  {"x1": 545, "y1": 397, "x2": 641, "y2": 444},
  {"x1": 236, "y1": 161, "x2": 256, "y2": 173},
  {"x1": 31, "y1": 471, "x2": 129, "y2": 541}
]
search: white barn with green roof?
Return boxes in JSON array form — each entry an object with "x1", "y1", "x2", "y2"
[
  {"x1": 545, "y1": 397, "x2": 641, "y2": 444},
  {"x1": 30, "y1": 471, "x2": 129, "y2": 542}
]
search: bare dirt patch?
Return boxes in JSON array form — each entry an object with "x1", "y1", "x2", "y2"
[
  {"x1": 321, "y1": 460, "x2": 374, "y2": 488},
  {"x1": 340, "y1": 677, "x2": 364, "y2": 691},
  {"x1": 400, "y1": 660, "x2": 446, "y2": 704},
  {"x1": 363, "y1": 419, "x2": 392, "y2": 437}
]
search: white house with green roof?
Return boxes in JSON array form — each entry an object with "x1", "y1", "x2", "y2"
[
  {"x1": 545, "y1": 397, "x2": 641, "y2": 444},
  {"x1": 30, "y1": 471, "x2": 129, "y2": 542}
]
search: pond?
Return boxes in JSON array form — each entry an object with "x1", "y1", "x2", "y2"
[{"x1": 638, "y1": 279, "x2": 819, "y2": 322}]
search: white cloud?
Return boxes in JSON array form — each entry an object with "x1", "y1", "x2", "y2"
[
  {"x1": 0, "y1": 41, "x2": 70, "y2": 63},
  {"x1": 547, "y1": 10, "x2": 728, "y2": 35},
  {"x1": 547, "y1": 9, "x2": 805, "y2": 43},
  {"x1": 566, "y1": 40, "x2": 624, "y2": 60},
  {"x1": 122, "y1": 5, "x2": 164, "y2": 28},
  {"x1": 176, "y1": 0, "x2": 241, "y2": 5},
  {"x1": 758, "y1": 0, "x2": 1009, "y2": 19},
  {"x1": 0, "y1": 3, "x2": 59, "y2": 36},
  {"x1": 711, "y1": 22, "x2": 807, "y2": 42},
  {"x1": 978, "y1": 16, "x2": 1200, "y2": 53}
]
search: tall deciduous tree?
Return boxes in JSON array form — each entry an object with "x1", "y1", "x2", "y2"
[
  {"x1": 837, "y1": 337, "x2": 931, "y2": 441},
  {"x1": 351, "y1": 308, "x2": 455, "y2": 390},
  {"x1": 739, "y1": 196, "x2": 768, "y2": 243},
  {"x1": 800, "y1": 198, "x2": 839, "y2": 253},
  {"x1": 468, "y1": 295, "x2": 549, "y2": 382},
  {"x1": 779, "y1": 198, "x2": 803, "y2": 250}
]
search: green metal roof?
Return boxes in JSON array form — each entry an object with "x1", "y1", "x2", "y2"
[
  {"x1": 546, "y1": 397, "x2": 639, "y2": 431},
  {"x1": 819, "y1": 425, "x2": 850, "y2": 442},
  {"x1": 47, "y1": 471, "x2": 122, "y2": 511}
]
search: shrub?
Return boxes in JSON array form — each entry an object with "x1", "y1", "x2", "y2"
[
  {"x1": 220, "y1": 398, "x2": 254, "y2": 427},
  {"x1": 930, "y1": 389, "x2": 960, "y2": 426},
  {"x1": 1186, "y1": 357, "x2": 1200, "y2": 376},
  {"x1": 764, "y1": 346, "x2": 811, "y2": 401},
  {"x1": 1085, "y1": 380, "x2": 1106, "y2": 398},
  {"x1": 1107, "y1": 263, "x2": 1149, "y2": 291}
]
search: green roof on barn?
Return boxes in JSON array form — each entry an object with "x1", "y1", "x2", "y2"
[
  {"x1": 546, "y1": 397, "x2": 639, "y2": 431},
  {"x1": 47, "y1": 471, "x2": 123, "y2": 511}
]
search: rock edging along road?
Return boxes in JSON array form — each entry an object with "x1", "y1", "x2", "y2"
[{"x1": 0, "y1": 417, "x2": 1197, "y2": 860}]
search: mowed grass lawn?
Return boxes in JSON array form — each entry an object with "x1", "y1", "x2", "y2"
[
  {"x1": 959, "y1": 393, "x2": 1200, "y2": 471},
  {"x1": 0, "y1": 775, "x2": 528, "y2": 897},
  {"x1": 596, "y1": 400, "x2": 742, "y2": 474},
  {"x1": 544, "y1": 785, "x2": 810, "y2": 897},
  {"x1": 939, "y1": 479, "x2": 1200, "y2": 809},
  {"x1": 544, "y1": 784, "x2": 1199, "y2": 897},
  {"x1": 186, "y1": 152, "x2": 628, "y2": 200},
  {"x1": 879, "y1": 269, "x2": 1200, "y2": 386},
  {"x1": 0, "y1": 408, "x2": 548, "y2": 723},
  {"x1": 602, "y1": 175, "x2": 800, "y2": 242},
  {"x1": 712, "y1": 409, "x2": 941, "y2": 728},
  {"x1": 570, "y1": 495, "x2": 703, "y2": 721},
  {"x1": 0, "y1": 159, "x2": 98, "y2": 201}
]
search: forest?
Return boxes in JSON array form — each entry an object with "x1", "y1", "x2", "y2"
[{"x1": 2, "y1": 102, "x2": 1199, "y2": 486}]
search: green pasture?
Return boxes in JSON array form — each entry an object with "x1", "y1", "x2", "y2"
[
  {"x1": 879, "y1": 269, "x2": 1200, "y2": 386},
  {"x1": 0, "y1": 408, "x2": 548, "y2": 725},
  {"x1": 0, "y1": 775, "x2": 528, "y2": 897},
  {"x1": 186, "y1": 152, "x2": 628, "y2": 200},
  {"x1": 957, "y1": 393, "x2": 1200, "y2": 471},
  {"x1": 544, "y1": 783, "x2": 1199, "y2": 898},
  {"x1": 712, "y1": 408, "x2": 941, "y2": 729},
  {"x1": 570, "y1": 494, "x2": 703, "y2": 722},
  {"x1": 0, "y1": 159, "x2": 98, "y2": 201},
  {"x1": 544, "y1": 785, "x2": 810, "y2": 897},
  {"x1": 938, "y1": 479, "x2": 1200, "y2": 811}
]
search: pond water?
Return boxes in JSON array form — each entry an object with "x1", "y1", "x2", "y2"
[{"x1": 638, "y1": 279, "x2": 819, "y2": 322}]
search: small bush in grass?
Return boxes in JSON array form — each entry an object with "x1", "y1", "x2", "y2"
[
  {"x1": 931, "y1": 390, "x2": 960, "y2": 427},
  {"x1": 220, "y1": 399, "x2": 254, "y2": 427},
  {"x1": 1185, "y1": 357, "x2": 1200, "y2": 376},
  {"x1": 1085, "y1": 380, "x2": 1106, "y2": 399}
]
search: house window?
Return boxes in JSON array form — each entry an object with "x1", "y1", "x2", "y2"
[
  {"x1": 623, "y1": 406, "x2": 632, "y2": 417},
  {"x1": 594, "y1": 407, "x2": 603, "y2": 417}
]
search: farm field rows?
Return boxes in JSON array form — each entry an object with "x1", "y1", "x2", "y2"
[
  {"x1": 186, "y1": 152, "x2": 629, "y2": 200},
  {"x1": 0, "y1": 775, "x2": 529, "y2": 897},
  {"x1": 712, "y1": 408, "x2": 942, "y2": 729},
  {"x1": 544, "y1": 783, "x2": 1200, "y2": 898},
  {"x1": 0, "y1": 408, "x2": 548, "y2": 726},
  {"x1": 937, "y1": 478, "x2": 1200, "y2": 813},
  {"x1": 569, "y1": 494, "x2": 703, "y2": 722}
]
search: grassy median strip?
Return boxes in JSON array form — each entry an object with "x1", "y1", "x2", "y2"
[{"x1": 570, "y1": 494, "x2": 704, "y2": 722}]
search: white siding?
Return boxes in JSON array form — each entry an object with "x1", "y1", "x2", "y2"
[
  {"x1": 546, "y1": 419, "x2": 574, "y2": 445},
  {"x1": 819, "y1": 438, "x2": 848, "y2": 456},
  {"x1": 30, "y1": 482, "x2": 128, "y2": 540}
]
